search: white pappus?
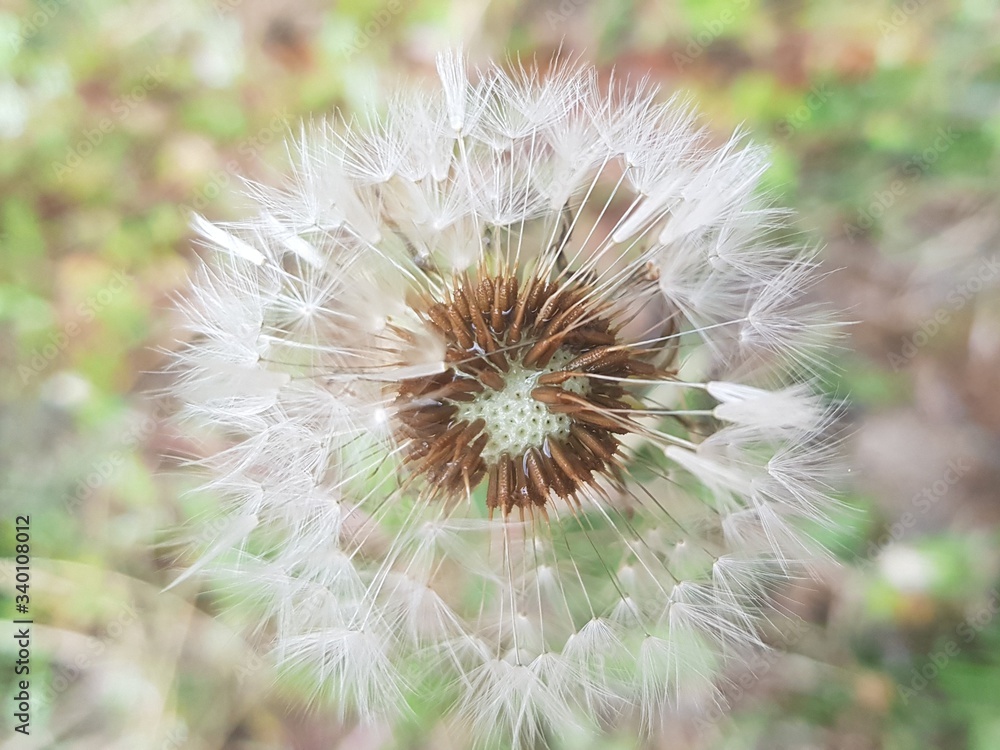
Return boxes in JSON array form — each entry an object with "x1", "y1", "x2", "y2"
[{"x1": 167, "y1": 49, "x2": 843, "y2": 748}]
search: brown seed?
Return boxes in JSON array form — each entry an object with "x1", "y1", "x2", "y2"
[
  {"x1": 539, "y1": 446, "x2": 572, "y2": 497},
  {"x1": 527, "y1": 279, "x2": 548, "y2": 312},
  {"x1": 533, "y1": 389, "x2": 615, "y2": 424},
  {"x1": 466, "y1": 289, "x2": 495, "y2": 352},
  {"x1": 571, "y1": 406, "x2": 625, "y2": 431},
  {"x1": 525, "y1": 449, "x2": 551, "y2": 506},
  {"x1": 498, "y1": 454, "x2": 514, "y2": 513},
  {"x1": 477, "y1": 277, "x2": 494, "y2": 313},
  {"x1": 536, "y1": 370, "x2": 579, "y2": 386},
  {"x1": 461, "y1": 433, "x2": 489, "y2": 492},
  {"x1": 397, "y1": 403, "x2": 456, "y2": 429},
  {"x1": 487, "y1": 347, "x2": 510, "y2": 373},
  {"x1": 464, "y1": 464, "x2": 486, "y2": 495},
  {"x1": 452, "y1": 418, "x2": 486, "y2": 457},
  {"x1": 504, "y1": 276, "x2": 518, "y2": 310},
  {"x1": 438, "y1": 377, "x2": 483, "y2": 402},
  {"x1": 548, "y1": 438, "x2": 590, "y2": 486},
  {"x1": 427, "y1": 304, "x2": 452, "y2": 338},
  {"x1": 571, "y1": 423, "x2": 617, "y2": 463},
  {"x1": 522, "y1": 332, "x2": 565, "y2": 368},
  {"x1": 596, "y1": 428, "x2": 620, "y2": 457},
  {"x1": 530, "y1": 386, "x2": 566, "y2": 405},
  {"x1": 491, "y1": 275, "x2": 506, "y2": 332},
  {"x1": 446, "y1": 306, "x2": 474, "y2": 349},
  {"x1": 487, "y1": 463, "x2": 500, "y2": 511},
  {"x1": 592, "y1": 381, "x2": 626, "y2": 399},
  {"x1": 508, "y1": 289, "x2": 530, "y2": 344},
  {"x1": 624, "y1": 357, "x2": 657, "y2": 376},
  {"x1": 404, "y1": 438, "x2": 432, "y2": 460},
  {"x1": 479, "y1": 368, "x2": 505, "y2": 391},
  {"x1": 589, "y1": 393, "x2": 629, "y2": 411},
  {"x1": 514, "y1": 456, "x2": 533, "y2": 509},
  {"x1": 432, "y1": 458, "x2": 461, "y2": 488},
  {"x1": 543, "y1": 300, "x2": 588, "y2": 338},
  {"x1": 414, "y1": 421, "x2": 469, "y2": 473},
  {"x1": 564, "y1": 327, "x2": 617, "y2": 347},
  {"x1": 566, "y1": 434, "x2": 602, "y2": 471},
  {"x1": 536, "y1": 288, "x2": 563, "y2": 322},
  {"x1": 564, "y1": 346, "x2": 626, "y2": 373},
  {"x1": 452, "y1": 286, "x2": 472, "y2": 322},
  {"x1": 539, "y1": 286, "x2": 584, "y2": 326}
]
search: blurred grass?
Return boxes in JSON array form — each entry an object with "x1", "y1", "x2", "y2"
[{"x1": 1, "y1": 0, "x2": 1000, "y2": 747}]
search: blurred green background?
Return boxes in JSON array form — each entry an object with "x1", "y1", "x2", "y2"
[{"x1": 1, "y1": 0, "x2": 999, "y2": 747}]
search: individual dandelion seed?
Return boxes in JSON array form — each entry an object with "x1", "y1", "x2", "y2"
[{"x1": 168, "y1": 50, "x2": 843, "y2": 747}]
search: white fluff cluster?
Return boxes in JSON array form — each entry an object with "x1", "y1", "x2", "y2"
[{"x1": 169, "y1": 51, "x2": 841, "y2": 746}]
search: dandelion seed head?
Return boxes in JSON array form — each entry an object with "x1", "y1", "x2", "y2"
[
  {"x1": 391, "y1": 266, "x2": 659, "y2": 514},
  {"x1": 169, "y1": 49, "x2": 843, "y2": 746}
]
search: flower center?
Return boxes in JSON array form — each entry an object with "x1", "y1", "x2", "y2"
[
  {"x1": 392, "y1": 271, "x2": 656, "y2": 518},
  {"x1": 455, "y1": 350, "x2": 588, "y2": 465}
]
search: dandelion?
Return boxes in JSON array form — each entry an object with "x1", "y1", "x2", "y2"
[{"x1": 168, "y1": 51, "x2": 842, "y2": 746}]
